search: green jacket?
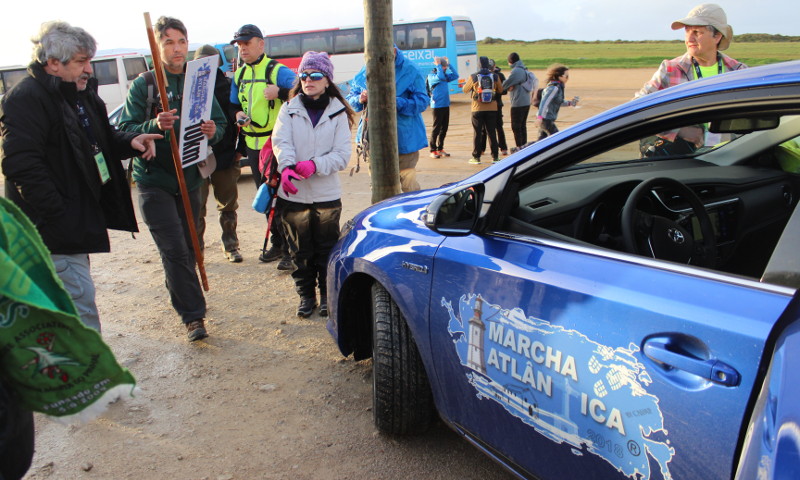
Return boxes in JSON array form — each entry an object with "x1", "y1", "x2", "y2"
[{"x1": 118, "y1": 68, "x2": 226, "y2": 194}]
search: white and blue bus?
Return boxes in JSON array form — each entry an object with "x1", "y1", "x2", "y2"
[{"x1": 262, "y1": 16, "x2": 477, "y2": 94}]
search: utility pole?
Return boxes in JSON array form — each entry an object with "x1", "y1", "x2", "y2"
[{"x1": 363, "y1": 0, "x2": 401, "y2": 203}]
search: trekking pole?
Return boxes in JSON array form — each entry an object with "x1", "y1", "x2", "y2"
[{"x1": 143, "y1": 12, "x2": 209, "y2": 291}]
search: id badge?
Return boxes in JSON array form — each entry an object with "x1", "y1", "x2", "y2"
[{"x1": 94, "y1": 151, "x2": 110, "y2": 184}]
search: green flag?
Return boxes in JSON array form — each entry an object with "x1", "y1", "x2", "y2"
[{"x1": 0, "y1": 197, "x2": 136, "y2": 422}]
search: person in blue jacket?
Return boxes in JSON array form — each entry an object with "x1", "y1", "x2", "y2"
[
  {"x1": 347, "y1": 45, "x2": 429, "y2": 192},
  {"x1": 426, "y1": 56, "x2": 458, "y2": 158}
]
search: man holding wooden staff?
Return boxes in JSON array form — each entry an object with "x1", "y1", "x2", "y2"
[{"x1": 119, "y1": 16, "x2": 226, "y2": 342}]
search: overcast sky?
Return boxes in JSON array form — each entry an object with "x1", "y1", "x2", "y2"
[{"x1": 2, "y1": 0, "x2": 797, "y2": 66}]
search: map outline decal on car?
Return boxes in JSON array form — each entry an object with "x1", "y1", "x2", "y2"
[{"x1": 442, "y1": 293, "x2": 675, "y2": 480}]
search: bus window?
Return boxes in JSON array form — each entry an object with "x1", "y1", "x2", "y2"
[
  {"x1": 454, "y1": 20, "x2": 476, "y2": 42},
  {"x1": 301, "y1": 32, "x2": 333, "y2": 54},
  {"x1": 333, "y1": 29, "x2": 364, "y2": 54},
  {"x1": 0, "y1": 68, "x2": 28, "y2": 96},
  {"x1": 267, "y1": 35, "x2": 302, "y2": 59},
  {"x1": 123, "y1": 57, "x2": 148, "y2": 81},
  {"x1": 398, "y1": 21, "x2": 446, "y2": 50},
  {"x1": 92, "y1": 59, "x2": 118, "y2": 86},
  {"x1": 393, "y1": 26, "x2": 408, "y2": 50}
]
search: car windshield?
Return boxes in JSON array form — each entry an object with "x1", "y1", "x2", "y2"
[{"x1": 548, "y1": 114, "x2": 800, "y2": 179}]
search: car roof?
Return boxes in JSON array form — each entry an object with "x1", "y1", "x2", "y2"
[{"x1": 591, "y1": 60, "x2": 800, "y2": 127}]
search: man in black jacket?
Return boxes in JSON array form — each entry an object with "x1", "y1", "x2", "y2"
[{"x1": 0, "y1": 21, "x2": 161, "y2": 332}]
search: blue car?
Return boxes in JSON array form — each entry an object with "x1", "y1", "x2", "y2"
[{"x1": 326, "y1": 61, "x2": 800, "y2": 480}]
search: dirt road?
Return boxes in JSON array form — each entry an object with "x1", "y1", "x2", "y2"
[{"x1": 20, "y1": 69, "x2": 654, "y2": 480}]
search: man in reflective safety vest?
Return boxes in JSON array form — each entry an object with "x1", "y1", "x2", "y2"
[{"x1": 229, "y1": 24, "x2": 297, "y2": 266}]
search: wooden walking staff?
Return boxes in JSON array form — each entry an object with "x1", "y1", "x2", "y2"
[{"x1": 142, "y1": 12, "x2": 209, "y2": 291}]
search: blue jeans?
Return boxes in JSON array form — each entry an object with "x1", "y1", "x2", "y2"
[
  {"x1": 137, "y1": 184, "x2": 206, "y2": 324},
  {"x1": 51, "y1": 253, "x2": 99, "y2": 331}
]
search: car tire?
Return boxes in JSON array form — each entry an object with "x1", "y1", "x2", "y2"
[{"x1": 371, "y1": 282, "x2": 434, "y2": 435}]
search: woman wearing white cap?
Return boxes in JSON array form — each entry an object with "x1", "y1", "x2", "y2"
[
  {"x1": 636, "y1": 3, "x2": 746, "y2": 98},
  {"x1": 635, "y1": 4, "x2": 747, "y2": 155}
]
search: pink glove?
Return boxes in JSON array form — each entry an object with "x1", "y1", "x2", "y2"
[
  {"x1": 281, "y1": 168, "x2": 301, "y2": 195},
  {"x1": 294, "y1": 160, "x2": 317, "y2": 179}
]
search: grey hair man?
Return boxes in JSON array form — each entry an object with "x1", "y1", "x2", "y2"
[{"x1": 0, "y1": 21, "x2": 161, "y2": 332}]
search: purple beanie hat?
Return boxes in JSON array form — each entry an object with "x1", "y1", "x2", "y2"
[{"x1": 298, "y1": 51, "x2": 334, "y2": 82}]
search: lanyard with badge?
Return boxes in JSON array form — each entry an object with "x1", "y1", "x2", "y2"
[
  {"x1": 691, "y1": 53, "x2": 723, "y2": 80},
  {"x1": 76, "y1": 99, "x2": 110, "y2": 184}
]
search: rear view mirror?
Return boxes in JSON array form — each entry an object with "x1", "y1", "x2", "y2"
[
  {"x1": 709, "y1": 116, "x2": 779, "y2": 134},
  {"x1": 423, "y1": 183, "x2": 484, "y2": 236}
]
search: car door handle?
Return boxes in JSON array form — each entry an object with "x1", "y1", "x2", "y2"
[{"x1": 643, "y1": 339, "x2": 740, "y2": 387}]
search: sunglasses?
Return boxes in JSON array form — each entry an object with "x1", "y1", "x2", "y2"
[{"x1": 300, "y1": 72, "x2": 326, "y2": 82}]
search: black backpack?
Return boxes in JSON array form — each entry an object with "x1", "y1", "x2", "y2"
[{"x1": 472, "y1": 72, "x2": 496, "y2": 103}]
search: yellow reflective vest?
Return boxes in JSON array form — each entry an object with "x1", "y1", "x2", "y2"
[{"x1": 235, "y1": 56, "x2": 283, "y2": 150}]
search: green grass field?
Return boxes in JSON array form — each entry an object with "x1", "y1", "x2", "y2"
[{"x1": 479, "y1": 42, "x2": 800, "y2": 69}]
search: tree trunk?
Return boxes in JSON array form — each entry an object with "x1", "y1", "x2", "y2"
[{"x1": 364, "y1": 0, "x2": 401, "y2": 203}]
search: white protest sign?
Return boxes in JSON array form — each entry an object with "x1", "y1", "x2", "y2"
[{"x1": 179, "y1": 55, "x2": 217, "y2": 168}]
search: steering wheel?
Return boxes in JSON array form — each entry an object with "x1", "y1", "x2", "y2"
[{"x1": 621, "y1": 177, "x2": 717, "y2": 268}]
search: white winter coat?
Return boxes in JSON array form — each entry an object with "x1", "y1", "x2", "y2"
[{"x1": 272, "y1": 95, "x2": 351, "y2": 204}]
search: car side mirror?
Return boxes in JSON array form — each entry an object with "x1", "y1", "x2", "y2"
[{"x1": 423, "y1": 183, "x2": 484, "y2": 236}]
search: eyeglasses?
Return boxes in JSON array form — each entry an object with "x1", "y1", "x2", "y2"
[{"x1": 300, "y1": 72, "x2": 326, "y2": 82}]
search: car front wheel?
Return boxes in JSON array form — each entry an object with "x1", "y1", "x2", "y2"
[{"x1": 371, "y1": 282, "x2": 434, "y2": 434}]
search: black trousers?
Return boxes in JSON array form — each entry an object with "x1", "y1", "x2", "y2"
[
  {"x1": 429, "y1": 107, "x2": 450, "y2": 152},
  {"x1": 472, "y1": 110, "x2": 498, "y2": 159},
  {"x1": 510, "y1": 105, "x2": 530, "y2": 147},
  {"x1": 278, "y1": 198, "x2": 342, "y2": 299}
]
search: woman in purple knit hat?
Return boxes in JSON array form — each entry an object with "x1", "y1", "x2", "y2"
[{"x1": 272, "y1": 51, "x2": 355, "y2": 318}]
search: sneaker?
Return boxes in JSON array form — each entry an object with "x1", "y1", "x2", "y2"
[
  {"x1": 468, "y1": 157, "x2": 481, "y2": 165},
  {"x1": 319, "y1": 296, "x2": 328, "y2": 317},
  {"x1": 510, "y1": 146, "x2": 520, "y2": 153},
  {"x1": 224, "y1": 248, "x2": 243, "y2": 263},
  {"x1": 277, "y1": 254, "x2": 293, "y2": 271},
  {"x1": 429, "y1": 151, "x2": 441, "y2": 159},
  {"x1": 186, "y1": 319, "x2": 208, "y2": 342},
  {"x1": 501, "y1": 149, "x2": 509, "y2": 156},
  {"x1": 439, "y1": 150, "x2": 451, "y2": 157},
  {"x1": 492, "y1": 157, "x2": 501, "y2": 163},
  {"x1": 297, "y1": 296, "x2": 317, "y2": 318},
  {"x1": 259, "y1": 246, "x2": 282, "y2": 263}
]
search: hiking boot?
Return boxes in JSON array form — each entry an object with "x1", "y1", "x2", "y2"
[
  {"x1": 277, "y1": 255, "x2": 293, "y2": 271},
  {"x1": 438, "y1": 150, "x2": 451, "y2": 157},
  {"x1": 297, "y1": 297, "x2": 317, "y2": 318},
  {"x1": 319, "y1": 296, "x2": 328, "y2": 317},
  {"x1": 429, "y1": 151, "x2": 441, "y2": 159},
  {"x1": 468, "y1": 157, "x2": 481, "y2": 165},
  {"x1": 259, "y1": 246, "x2": 282, "y2": 263},
  {"x1": 224, "y1": 248, "x2": 243, "y2": 263},
  {"x1": 186, "y1": 319, "x2": 208, "y2": 342}
]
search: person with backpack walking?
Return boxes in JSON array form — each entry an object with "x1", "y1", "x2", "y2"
[
  {"x1": 230, "y1": 24, "x2": 297, "y2": 269},
  {"x1": 272, "y1": 52, "x2": 354, "y2": 318},
  {"x1": 503, "y1": 52, "x2": 537, "y2": 151},
  {"x1": 536, "y1": 63, "x2": 579, "y2": 141},
  {"x1": 119, "y1": 16, "x2": 227, "y2": 341},
  {"x1": 346, "y1": 45, "x2": 429, "y2": 192},
  {"x1": 426, "y1": 56, "x2": 458, "y2": 158},
  {"x1": 462, "y1": 56, "x2": 503, "y2": 164},
  {"x1": 193, "y1": 45, "x2": 243, "y2": 263}
]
